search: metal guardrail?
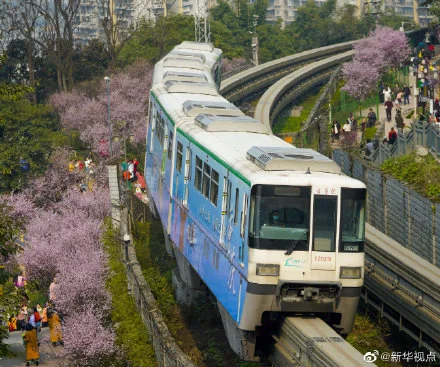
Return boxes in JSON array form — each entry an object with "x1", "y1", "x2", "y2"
[
  {"x1": 365, "y1": 121, "x2": 440, "y2": 165},
  {"x1": 364, "y1": 223, "x2": 440, "y2": 353}
]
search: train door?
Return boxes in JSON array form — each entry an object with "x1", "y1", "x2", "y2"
[
  {"x1": 220, "y1": 175, "x2": 231, "y2": 246},
  {"x1": 239, "y1": 193, "x2": 248, "y2": 266},
  {"x1": 183, "y1": 146, "x2": 191, "y2": 206},
  {"x1": 310, "y1": 195, "x2": 337, "y2": 270},
  {"x1": 162, "y1": 124, "x2": 168, "y2": 175}
]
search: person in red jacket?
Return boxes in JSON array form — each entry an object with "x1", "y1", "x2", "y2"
[
  {"x1": 388, "y1": 127, "x2": 397, "y2": 145},
  {"x1": 136, "y1": 171, "x2": 147, "y2": 192}
]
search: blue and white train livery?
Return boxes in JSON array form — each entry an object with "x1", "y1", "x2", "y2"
[{"x1": 145, "y1": 41, "x2": 366, "y2": 361}]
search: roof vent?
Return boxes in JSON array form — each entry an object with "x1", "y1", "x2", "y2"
[
  {"x1": 174, "y1": 41, "x2": 214, "y2": 52},
  {"x1": 195, "y1": 114, "x2": 270, "y2": 134},
  {"x1": 183, "y1": 100, "x2": 243, "y2": 117},
  {"x1": 163, "y1": 51, "x2": 207, "y2": 70},
  {"x1": 169, "y1": 51, "x2": 206, "y2": 63},
  {"x1": 163, "y1": 71, "x2": 207, "y2": 84},
  {"x1": 164, "y1": 81, "x2": 218, "y2": 95},
  {"x1": 246, "y1": 146, "x2": 341, "y2": 173}
]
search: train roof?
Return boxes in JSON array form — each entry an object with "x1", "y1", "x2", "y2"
[{"x1": 150, "y1": 42, "x2": 365, "y2": 189}]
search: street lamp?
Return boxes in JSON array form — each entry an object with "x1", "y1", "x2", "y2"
[
  {"x1": 113, "y1": 120, "x2": 134, "y2": 162},
  {"x1": 123, "y1": 233, "x2": 130, "y2": 261},
  {"x1": 399, "y1": 21, "x2": 413, "y2": 32},
  {"x1": 104, "y1": 76, "x2": 113, "y2": 158}
]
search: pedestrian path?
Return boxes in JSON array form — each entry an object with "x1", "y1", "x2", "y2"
[{"x1": 1, "y1": 327, "x2": 63, "y2": 367}]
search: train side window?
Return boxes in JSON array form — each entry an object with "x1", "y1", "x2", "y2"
[
  {"x1": 240, "y1": 194, "x2": 248, "y2": 238},
  {"x1": 210, "y1": 169, "x2": 219, "y2": 205},
  {"x1": 156, "y1": 114, "x2": 164, "y2": 145},
  {"x1": 220, "y1": 177, "x2": 229, "y2": 244},
  {"x1": 149, "y1": 105, "x2": 156, "y2": 152},
  {"x1": 226, "y1": 180, "x2": 232, "y2": 214},
  {"x1": 167, "y1": 131, "x2": 173, "y2": 160},
  {"x1": 202, "y1": 164, "x2": 211, "y2": 198},
  {"x1": 195, "y1": 156, "x2": 203, "y2": 191},
  {"x1": 234, "y1": 188, "x2": 239, "y2": 225},
  {"x1": 176, "y1": 142, "x2": 183, "y2": 172}
]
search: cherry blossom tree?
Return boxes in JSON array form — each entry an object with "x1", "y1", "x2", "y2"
[
  {"x1": 62, "y1": 308, "x2": 117, "y2": 366},
  {"x1": 342, "y1": 26, "x2": 410, "y2": 100},
  {"x1": 50, "y1": 61, "x2": 153, "y2": 160},
  {"x1": 19, "y1": 185, "x2": 115, "y2": 365}
]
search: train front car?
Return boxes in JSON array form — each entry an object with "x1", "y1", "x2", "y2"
[
  {"x1": 241, "y1": 150, "x2": 366, "y2": 337},
  {"x1": 144, "y1": 41, "x2": 367, "y2": 362}
]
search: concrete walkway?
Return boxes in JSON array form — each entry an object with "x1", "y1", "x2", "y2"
[
  {"x1": 1, "y1": 327, "x2": 63, "y2": 367},
  {"x1": 360, "y1": 74, "x2": 418, "y2": 142}
]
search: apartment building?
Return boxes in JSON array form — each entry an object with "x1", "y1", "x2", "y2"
[
  {"x1": 74, "y1": 0, "x2": 432, "y2": 45},
  {"x1": 74, "y1": 0, "x2": 163, "y2": 45}
]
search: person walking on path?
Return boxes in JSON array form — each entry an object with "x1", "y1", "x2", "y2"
[
  {"x1": 331, "y1": 120, "x2": 341, "y2": 141},
  {"x1": 41, "y1": 304, "x2": 48, "y2": 328},
  {"x1": 383, "y1": 85, "x2": 392, "y2": 102},
  {"x1": 403, "y1": 84, "x2": 411, "y2": 105},
  {"x1": 367, "y1": 108, "x2": 377, "y2": 127},
  {"x1": 23, "y1": 323, "x2": 39, "y2": 366},
  {"x1": 48, "y1": 311, "x2": 63, "y2": 347},
  {"x1": 384, "y1": 98, "x2": 394, "y2": 122}
]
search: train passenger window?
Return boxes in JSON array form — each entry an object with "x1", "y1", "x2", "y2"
[
  {"x1": 240, "y1": 194, "x2": 248, "y2": 238},
  {"x1": 156, "y1": 114, "x2": 165, "y2": 145},
  {"x1": 313, "y1": 196, "x2": 337, "y2": 252},
  {"x1": 210, "y1": 169, "x2": 219, "y2": 205},
  {"x1": 167, "y1": 131, "x2": 173, "y2": 159},
  {"x1": 226, "y1": 180, "x2": 232, "y2": 214},
  {"x1": 193, "y1": 155, "x2": 219, "y2": 206},
  {"x1": 234, "y1": 188, "x2": 239, "y2": 225},
  {"x1": 195, "y1": 156, "x2": 203, "y2": 191},
  {"x1": 202, "y1": 164, "x2": 211, "y2": 198},
  {"x1": 176, "y1": 142, "x2": 183, "y2": 172}
]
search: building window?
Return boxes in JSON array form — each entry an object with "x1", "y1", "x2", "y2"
[{"x1": 176, "y1": 142, "x2": 183, "y2": 172}]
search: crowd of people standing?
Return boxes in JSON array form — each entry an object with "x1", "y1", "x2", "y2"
[
  {"x1": 7, "y1": 280, "x2": 64, "y2": 366},
  {"x1": 121, "y1": 158, "x2": 147, "y2": 199}
]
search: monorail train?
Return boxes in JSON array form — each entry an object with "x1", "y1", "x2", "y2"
[{"x1": 145, "y1": 41, "x2": 366, "y2": 361}]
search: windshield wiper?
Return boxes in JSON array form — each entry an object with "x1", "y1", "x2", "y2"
[{"x1": 285, "y1": 229, "x2": 309, "y2": 256}]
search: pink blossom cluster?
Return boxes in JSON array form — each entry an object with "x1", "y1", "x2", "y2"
[
  {"x1": 49, "y1": 61, "x2": 154, "y2": 160},
  {"x1": 342, "y1": 26, "x2": 410, "y2": 100}
]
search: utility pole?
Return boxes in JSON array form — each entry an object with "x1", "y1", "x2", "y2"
[
  {"x1": 363, "y1": 0, "x2": 381, "y2": 25},
  {"x1": 251, "y1": 15, "x2": 259, "y2": 66},
  {"x1": 104, "y1": 76, "x2": 113, "y2": 158},
  {"x1": 194, "y1": 0, "x2": 210, "y2": 43}
]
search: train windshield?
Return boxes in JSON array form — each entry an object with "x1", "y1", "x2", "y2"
[
  {"x1": 340, "y1": 188, "x2": 366, "y2": 252},
  {"x1": 249, "y1": 185, "x2": 311, "y2": 251}
]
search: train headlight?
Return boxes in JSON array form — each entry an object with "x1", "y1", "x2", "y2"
[
  {"x1": 256, "y1": 264, "x2": 280, "y2": 276},
  {"x1": 340, "y1": 266, "x2": 362, "y2": 279}
]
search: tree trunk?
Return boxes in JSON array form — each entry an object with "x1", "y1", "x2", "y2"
[
  {"x1": 27, "y1": 38, "x2": 37, "y2": 104},
  {"x1": 57, "y1": 68, "x2": 63, "y2": 92}
]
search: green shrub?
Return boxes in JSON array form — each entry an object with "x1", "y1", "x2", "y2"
[
  {"x1": 381, "y1": 153, "x2": 440, "y2": 202},
  {"x1": 103, "y1": 222, "x2": 157, "y2": 367}
]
